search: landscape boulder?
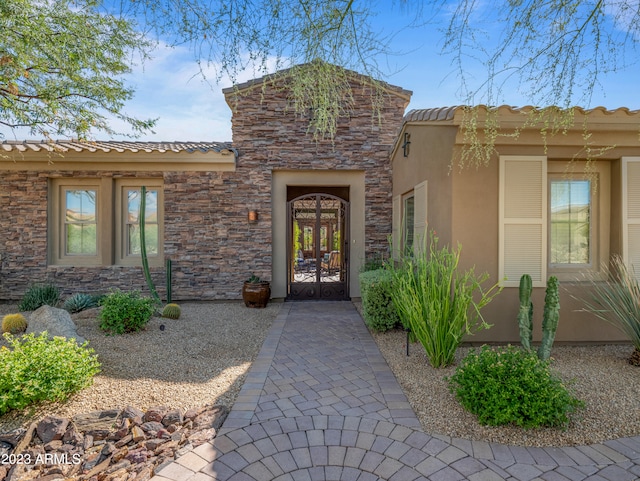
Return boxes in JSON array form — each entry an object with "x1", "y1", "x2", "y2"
[{"x1": 26, "y1": 305, "x2": 86, "y2": 344}]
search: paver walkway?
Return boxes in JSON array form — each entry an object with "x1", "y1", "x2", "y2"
[{"x1": 151, "y1": 302, "x2": 640, "y2": 481}]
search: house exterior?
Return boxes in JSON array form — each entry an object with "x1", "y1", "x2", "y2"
[
  {"x1": 391, "y1": 105, "x2": 640, "y2": 343},
  {"x1": 0, "y1": 67, "x2": 411, "y2": 302}
]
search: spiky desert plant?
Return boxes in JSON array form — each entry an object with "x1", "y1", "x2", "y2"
[
  {"x1": 538, "y1": 276, "x2": 560, "y2": 361},
  {"x1": 161, "y1": 303, "x2": 181, "y2": 319},
  {"x1": 63, "y1": 293, "x2": 98, "y2": 314},
  {"x1": 18, "y1": 283, "x2": 60, "y2": 311},
  {"x1": 2, "y1": 313, "x2": 27, "y2": 334},
  {"x1": 577, "y1": 255, "x2": 640, "y2": 364},
  {"x1": 517, "y1": 274, "x2": 534, "y2": 350}
]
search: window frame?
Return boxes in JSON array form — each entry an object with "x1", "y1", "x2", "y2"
[
  {"x1": 402, "y1": 192, "x2": 415, "y2": 255},
  {"x1": 547, "y1": 161, "x2": 609, "y2": 282},
  {"x1": 115, "y1": 179, "x2": 164, "y2": 267},
  {"x1": 49, "y1": 178, "x2": 163, "y2": 267}
]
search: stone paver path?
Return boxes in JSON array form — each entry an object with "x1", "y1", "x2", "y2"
[{"x1": 151, "y1": 302, "x2": 640, "y2": 481}]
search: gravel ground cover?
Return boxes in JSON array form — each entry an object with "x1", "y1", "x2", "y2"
[
  {"x1": 0, "y1": 301, "x2": 279, "y2": 432},
  {"x1": 370, "y1": 327, "x2": 640, "y2": 447},
  {"x1": 0, "y1": 300, "x2": 638, "y2": 448}
]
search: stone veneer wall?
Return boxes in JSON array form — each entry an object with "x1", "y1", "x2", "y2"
[{"x1": 0, "y1": 76, "x2": 408, "y2": 301}]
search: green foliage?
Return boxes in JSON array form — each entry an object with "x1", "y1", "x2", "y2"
[
  {"x1": 539, "y1": 276, "x2": 560, "y2": 361},
  {"x1": 0, "y1": 0, "x2": 155, "y2": 140},
  {"x1": 62, "y1": 293, "x2": 98, "y2": 314},
  {"x1": 161, "y1": 303, "x2": 181, "y2": 320},
  {"x1": 18, "y1": 283, "x2": 61, "y2": 311},
  {"x1": 247, "y1": 275, "x2": 262, "y2": 283},
  {"x1": 0, "y1": 332, "x2": 100, "y2": 415},
  {"x1": 360, "y1": 254, "x2": 386, "y2": 273},
  {"x1": 388, "y1": 232, "x2": 501, "y2": 367},
  {"x1": 359, "y1": 269, "x2": 400, "y2": 332},
  {"x1": 448, "y1": 345, "x2": 584, "y2": 428},
  {"x1": 576, "y1": 255, "x2": 640, "y2": 351},
  {"x1": 1, "y1": 313, "x2": 27, "y2": 334},
  {"x1": 517, "y1": 274, "x2": 533, "y2": 350},
  {"x1": 99, "y1": 290, "x2": 156, "y2": 334}
]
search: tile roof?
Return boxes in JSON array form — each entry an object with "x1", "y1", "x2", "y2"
[
  {"x1": 0, "y1": 140, "x2": 235, "y2": 154},
  {"x1": 403, "y1": 105, "x2": 640, "y2": 123}
]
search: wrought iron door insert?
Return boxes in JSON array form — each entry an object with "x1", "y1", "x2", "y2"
[{"x1": 287, "y1": 193, "x2": 349, "y2": 300}]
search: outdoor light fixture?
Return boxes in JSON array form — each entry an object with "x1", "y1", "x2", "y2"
[
  {"x1": 248, "y1": 210, "x2": 258, "y2": 222},
  {"x1": 402, "y1": 132, "x2": 411, "y2": 157}
]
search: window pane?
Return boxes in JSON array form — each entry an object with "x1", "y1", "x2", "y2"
[
  {"x1": 404, "y1": 196, "x2": 415, "y2": 253},
  {"x1": 64, "y1": 190, "x2": 97, "y2": 255},
  {"x1": 550, "y1": 180, "x2": 590, "y2": 264},
  {"x1": 126, "y1": 188, "x2": 158, "y2": 256}
]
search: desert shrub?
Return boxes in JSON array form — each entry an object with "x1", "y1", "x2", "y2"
[
  {"x1": 18, "y1": 283, "x2": 61, "y2": 311},
  {"x1": 359, "y1": 269, "x2": 401, "y2": 332},
  {"x1": 99, "y1": 289, "x2": 156, "y2": 334},
  {"x1": 388, "y1": 232, "x2": 501, "y2": 367},
  {"x1": 448, "y1": 345, "x2": 584, "y2": 429},
  {"x1": 0, "y1": 332, "x2": 100, "y2": 415},
  {"x1": 1, "y1": 313, "x2": 27, "y2": 334},
  {"x1": 63, "y1": 293, "x2": 99, "y2": 314}
]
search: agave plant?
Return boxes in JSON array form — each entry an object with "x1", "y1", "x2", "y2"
[
  {"x1": 578, "y1": 255, "x2": 640, "y2": 365},
  {"x1": 63, "y1": 293, "x2": 98, "y2": 314}
]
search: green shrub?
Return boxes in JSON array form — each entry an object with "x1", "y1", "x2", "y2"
[
  {"x1": 99, "y1": 289, "x2": 156, "y2": 334},
  {"x1": 63, "y1": 293, "x2": 99, "y2": 314},
  {"x1": 18, "y1": 283, "x2": 61, "y2": 311},
  {"x1": 359, "y1": 269, "x2": 401, "y2": 332},
  {"x1": 0, "y1": 332, "x2": 100, "y2": 415},
  {"x1": 388, "y1": 231, "x2": 501, "y2": 367},
  {"x1": 448, "y1": 345, "x2": 584, "y2": 429},
  {"x1": 1, "y1": 313, "x2": 27, "y2": 334}
]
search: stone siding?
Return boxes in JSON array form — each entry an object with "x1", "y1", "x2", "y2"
[{"x1": 0, "y1": 73, "x2": 407, "y2": 301}]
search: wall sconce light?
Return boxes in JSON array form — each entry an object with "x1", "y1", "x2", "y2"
[
  {"x1": 402, "y1": 132, "x2": 411, "y2": 157},
  {"x1": 248, "y1": 210, "x2": 258, "y2": 223}
]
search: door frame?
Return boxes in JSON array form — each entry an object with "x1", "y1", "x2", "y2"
[{"x1": 271, "y1": 170, "x2": 366, "y2": 299}]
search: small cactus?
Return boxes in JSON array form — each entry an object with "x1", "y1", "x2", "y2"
[
  {"x1": 538, "y1": 276, "x2": 560, "y2": 361},
  {"x1": 63, "y1": 293, "x2": 98, "y2": 314},
  {"x1": 162, "y1": 303, "x2": 181, "y2": 319},
  {"x1": 2, "y1": 313, "x2": 28, "y2": 334},
  {"x1": 517, "y1": 274, "x2": 534, "y2": 350}
]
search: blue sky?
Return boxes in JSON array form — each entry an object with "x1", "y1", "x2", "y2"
[{"x1": 3, "y1": 2, "x2": 638, "y2": 142}]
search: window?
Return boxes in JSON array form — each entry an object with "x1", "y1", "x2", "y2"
[
  {"x1": 403, "y1": 194, "x2": 415, "y2": 255},
  {"x1": 49, "y1": 178, "x2": 163, "y2": 267},
  {"x1": 549, "y1": 179, "x2": 591, "y2": 266},
  {"x1": 500, "y1": 157, "x2": 609, "y2": 286}
]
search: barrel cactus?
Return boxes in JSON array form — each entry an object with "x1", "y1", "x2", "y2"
[
  {"x1": 517, "y1": 274, "x2": 534, "y2": 350},
  {"x1": 162, "y1": 303, "x2": 181, "y2": 319},
  {"x1": 2, "y1": 313, "x2": 28, "y2": 334},
  {"x1": 538, "y1": 276, "x2": 560, "y2": 361}
]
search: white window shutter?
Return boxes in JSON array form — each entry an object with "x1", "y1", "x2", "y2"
[
  {"x1": 499, "y1": 156, "x2": 547, "y2": 287},
  {"x1": 413, "y1": 181, "x2": 428, "y2": 256},
  {"x1": 622, "y1": 158, "x2": 640, "y2": 280},
  {"x1": 392, "y1": 195, "x2": 401, "y2": 260}
]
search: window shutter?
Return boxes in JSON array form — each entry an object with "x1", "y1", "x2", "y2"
[
  {"x1": 622, "y1": 158, "x2": 640, "y2": 279},
  {"x1": 499, "y1": 156, "x2": 547, "y2": 287},
  {"x1": 413, "y1": 181, "x2": 428, "y2": 256},
  {"x1": 392, "y1": 195, "x2": 401, "y2": 260}
]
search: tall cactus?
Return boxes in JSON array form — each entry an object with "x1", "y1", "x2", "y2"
[
  {"x1": 140, "y1": 186, "x2": 161, "y2": 305},
  {"x1": 517, "y1": 274, "x2": 534, "y2": 350},
  {"x1": 538, "y1": 276, "x2": 560, "y2": 361}
]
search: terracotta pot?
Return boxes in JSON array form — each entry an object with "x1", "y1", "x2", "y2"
[{"x1": 242, "y1": 281, "x2": 271, "y2": 308}]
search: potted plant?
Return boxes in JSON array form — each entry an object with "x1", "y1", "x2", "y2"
[{"x1": 242, "y1": 275, "x2": 271, "y2": 308}]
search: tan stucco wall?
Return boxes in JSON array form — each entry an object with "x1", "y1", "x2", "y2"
[
  {"x1": 271, "y1": 170, "x2": 365, "y2": 298},
  {"x1": 392, "y1": 119, "x2": 632, "y2": 343}
]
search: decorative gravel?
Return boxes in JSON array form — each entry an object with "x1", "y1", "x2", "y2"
[
  {"x1": 1, "y1": 301, "x2": 638, "y2": 448},
  {"x1": 370, "y1": 327, "x2": 640, "y2": 447},
  {"x1": 0, "y1": 302, "x2": 279, "y2": 432}
]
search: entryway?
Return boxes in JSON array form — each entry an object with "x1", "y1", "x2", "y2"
[{"x1": 287, "y1": 188, "x2": 349, "y2": 300}]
